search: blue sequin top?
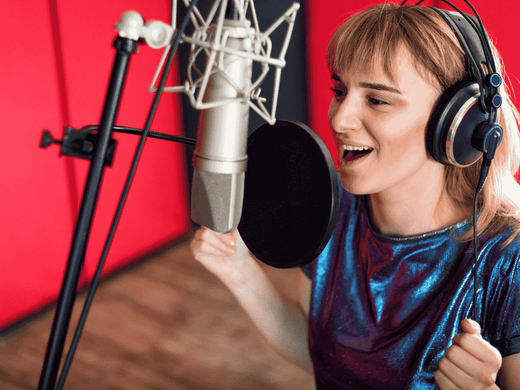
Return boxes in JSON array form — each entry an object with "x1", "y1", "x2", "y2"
[{"x1": 302, "y1": 190, "x2": 520, "y2": 389}]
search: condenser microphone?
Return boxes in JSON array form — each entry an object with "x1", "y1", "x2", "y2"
[
  {"x1": 147, "y1": 0, "x2": 301, "y2": 232},
  {"x1": 190, "y1": 13, "x2": 253, "y2": 233}
]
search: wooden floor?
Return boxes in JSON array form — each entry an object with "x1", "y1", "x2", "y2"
[{"x1": 0, "y1": 235, "x2": 315, "y2": 390}]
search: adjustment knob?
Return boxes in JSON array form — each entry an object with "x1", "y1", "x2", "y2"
[
  {"x1": 486, "y1": 73, "x2": 502, "y2": 88},
  {"x1": 489, "y1": 93, "x2": 502, "y2": 109},
  {"x1": 40, "y1": 130, "x2": 61, "y2": 148}
]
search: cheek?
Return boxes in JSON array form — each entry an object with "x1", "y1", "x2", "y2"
[
  {"x1": 375, "y1": 120, "x2": 429, "y2": 166},
  {"x1": 327, "y1": 100, "x2": 338, "y2": 128}
]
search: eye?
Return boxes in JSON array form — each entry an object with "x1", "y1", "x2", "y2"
[
  {"x1": 330, "y1": 87, "x2": 346, "y2": 97},
  {"x1": 368, "y1": 97, "x2": 388, "y2": 106}
]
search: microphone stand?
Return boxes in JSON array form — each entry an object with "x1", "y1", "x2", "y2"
[
  {"x1": 37, "y1": 34, "x2": 138, "y2": 390},
  {"x1": 36, "y1": 0, "x2": 297, "y2": 387}
]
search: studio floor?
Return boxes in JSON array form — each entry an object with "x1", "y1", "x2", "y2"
[{"x1": 0, "y1": 235, "x2": 315, "y2": 390}]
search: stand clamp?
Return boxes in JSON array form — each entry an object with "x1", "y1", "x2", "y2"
[{"x1": 40, "y1": 127, "x2": 117, "y2": 167}]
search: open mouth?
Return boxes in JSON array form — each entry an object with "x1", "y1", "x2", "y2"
[{"x1": 342, "y1": 146, "x2": 373, "y2": 163}]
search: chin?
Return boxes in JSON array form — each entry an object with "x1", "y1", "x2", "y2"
[{"x1": 339, "y1": 176, "x2": 373, "y2": 195}]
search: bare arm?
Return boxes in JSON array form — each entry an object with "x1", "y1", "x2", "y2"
[
  {"x1": 190, "y1": 227, "x2": 313, "y2": 372},
  {"x1": 297, "y1": 269, "x2": 312, "y2": 319},
  {"x1": 498, "y1": 353, "x2": 520, "y2": 390}
]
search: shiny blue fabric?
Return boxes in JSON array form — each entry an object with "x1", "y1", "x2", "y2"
[{"x1": 302, "y1": 190, "x2": 520, "y2": 389}]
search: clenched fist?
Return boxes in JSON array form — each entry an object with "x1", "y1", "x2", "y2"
[{"x1": 435, "y1": 319, "x2": 502, "y2": 390}]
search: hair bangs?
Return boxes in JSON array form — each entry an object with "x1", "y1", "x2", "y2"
[
  {"x1": 327, "y1": 6, "x2": 403, "y2": 82},
  {"x1": 326, "y1": 4, "x2": 466, "y2": 89}
]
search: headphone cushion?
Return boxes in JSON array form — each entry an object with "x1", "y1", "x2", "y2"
[{"x1": 426, "y1": 80, "x2": 487, "y2": 166}]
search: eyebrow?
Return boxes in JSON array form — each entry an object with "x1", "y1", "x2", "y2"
[
  {"x1": 361, "y1": 82, "x2": 402, "y2": 95},
  {"x1": 331, "y1": 74, "x2": 402, "y2": 95}
]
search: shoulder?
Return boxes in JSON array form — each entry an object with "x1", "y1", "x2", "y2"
[
  {"x1": 482, "y1": 226, "x2": 520, "y2": 356},
  {"x1": 479, "y1": 227, "x2": 520, "y2": 295},
  {"x1": 481, "y1": 225, "x2": 520, "y2": 263}
]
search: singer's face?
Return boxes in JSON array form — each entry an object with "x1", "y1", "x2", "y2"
[{"x1": 328, "y1": 46, "x2": 441, "y2": 196}]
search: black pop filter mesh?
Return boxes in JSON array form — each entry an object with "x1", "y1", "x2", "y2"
[{"x1": 238, "y1": 121, "x2": 339, "y2": 268}]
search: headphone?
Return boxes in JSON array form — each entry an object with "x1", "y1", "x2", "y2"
[{"x1": 420, "y1": 3, "x2": 504, "y2": 167}]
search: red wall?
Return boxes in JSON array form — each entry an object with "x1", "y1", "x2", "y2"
[
  {"x1": 0, "y1": 1, "x2": 190, "y2": 331},
  {"x1": 305, "y1": 0, "x2": 520, "y2": 164},
  {"x1": 3, "y1": 0, "x2": 519, "y2": 334}
]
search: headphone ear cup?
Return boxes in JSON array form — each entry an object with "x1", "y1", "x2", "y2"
[{"x1": 426, "y1": 80, "x2": 488, "y2": 167}]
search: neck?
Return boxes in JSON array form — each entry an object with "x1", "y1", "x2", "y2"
[{"x1": 367, "y1": 167, "x2": 470, "y2": 238}]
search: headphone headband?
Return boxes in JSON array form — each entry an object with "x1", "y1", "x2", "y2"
[
  {"x1": 430, "y1": 8, "x2": 500, "y2": 117},
  {"x1": 401, "y1": 0, "x2": 503, "y2": 116}
]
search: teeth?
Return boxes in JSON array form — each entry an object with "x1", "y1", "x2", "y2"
[{"x1": 342, "y1": 145, "x2": 373, "y2": 151}]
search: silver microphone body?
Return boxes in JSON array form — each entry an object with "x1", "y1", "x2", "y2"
[{"x1": 191, "y1": 19, "x2": 253, "y2": 233}]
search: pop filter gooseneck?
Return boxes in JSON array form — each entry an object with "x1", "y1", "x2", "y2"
[{"x1": 238, "y1": 121, "x2": 339, "y2": 268}]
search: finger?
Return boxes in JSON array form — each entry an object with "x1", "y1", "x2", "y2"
[
  {"x1": 199, "y1": 239, "x2": 235, "y2": 258},
  {"x1": 434, "y1": 368, "x2": 461, "y2": 390},
  {"x1": 230, "y1": 229, "x2": 248, "y2": 252},
  {"x1": 438, "y1": 354, "x2": 475, "y2": 389},
  {"x1": 191, "y1": 236, "x2": 232, "y2": 260},
  {"x1": 206, "y1": 228, "x2": 237, "y2": 249},
  {"x1": 211, "y1": 228, "x2": 237, "y2": 247},
  {"x1": 442, "y1": 344, "x2": 483, "y2": 383},
  {"x1": 195, "y1": 228, "x2": 236, "y2": 254},
  {"x1": 451, "y1": 332, "x2": 501, "y2": 367},
  {"x1": 461, "y1": 318, "x2": 481, "y2": 336},
  {"x1": 192, "y1": 252, "x2": 232, "y2": 265}
]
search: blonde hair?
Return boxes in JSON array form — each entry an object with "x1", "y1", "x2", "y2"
[{"x1": 327, "y1": 3, "x2": 520, "y2": 247}]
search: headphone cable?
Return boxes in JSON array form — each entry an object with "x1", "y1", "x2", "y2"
[{"x1": 471, "y1": 131, "x2": 501, "y2": 325}]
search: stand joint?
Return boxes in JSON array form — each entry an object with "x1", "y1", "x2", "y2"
[{"x1": 40, "y1": 127, "x2": 117, "y2": 167}]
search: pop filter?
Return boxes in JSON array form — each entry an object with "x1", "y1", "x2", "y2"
[{"x1": 238, "y1": 121, "x2": 339, "y2": 268}]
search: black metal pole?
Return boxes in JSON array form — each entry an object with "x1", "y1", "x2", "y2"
[{"x1": 38, "y1": 36, "x2": 138, "y2": 390}]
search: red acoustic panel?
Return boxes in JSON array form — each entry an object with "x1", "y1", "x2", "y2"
[{"x1": 0, "y1": 0, "x2": 190, "y2": 331}]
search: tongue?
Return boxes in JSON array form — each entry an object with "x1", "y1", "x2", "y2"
[{"x1": 344, "y1": 150, "x2": 371, "y2": 162}]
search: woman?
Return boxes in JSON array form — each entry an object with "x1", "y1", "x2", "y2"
[{"x1": 190, "y1": 3, "x2": 520, "y2": 389}]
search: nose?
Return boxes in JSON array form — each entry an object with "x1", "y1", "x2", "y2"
[{"x1": 328, "y1": 94, "x2": 362, "y2": 134}]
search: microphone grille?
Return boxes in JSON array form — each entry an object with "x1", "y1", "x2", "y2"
[{"x1": 191, "y1": 170, "x2": 245, "y2": 233}]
